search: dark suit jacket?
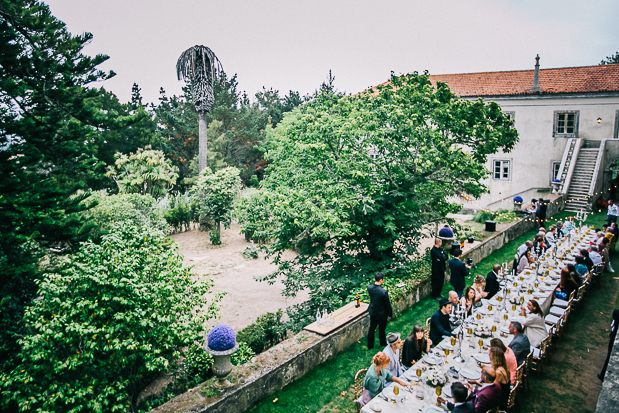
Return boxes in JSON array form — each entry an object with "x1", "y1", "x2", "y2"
[
  {"x1": 367, "y1": 284, "x2": 392, "y2": 320},
  {"x1": 535, "y1": 201, "x2": 547, "y2": 219},
  {"x1": 431, "y1": 246, "x2": 449, "y2": 274},
  {"x1": 430, "y1": 309, "x2": 453, "y2": 344},
  {"x1": 449, "y1": 258, "x2": 469, "y2": 291},
  {"x1": 484, "y1": 271, "x2": 500, "y2": 299},
  {"x1": 448, "y1": 401, "x2": 475, "y2": 413},
  {"x1": 471, "y1": 383, "x2": 502, "y2": 413},
  {"x1": 509, "y1": 333, "x2": 531, "y2": 366}
]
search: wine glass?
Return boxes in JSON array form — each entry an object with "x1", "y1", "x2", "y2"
[
  {"x1": 507, "y1": 288, "x2": 511, "y2": 295},
  {"x1": 504, "y1": 313, "x2": 509, "y2": 325},
  {"x1": 436, "y1": 386, "x2": 442, "y2": 405},
  {"x1": 394, "y1": 385, "x2": 399, "y2": 396},
  {"x1": 512, "y1": 304, "x2": 517, "y2": 312},
  {"x1": 497, "y1": 295, "x2": 503, "y2": 303},
  {"x1": 492, "y1": 325, "x2": 497, "y2": 333},
  {"x1": 535, "y1": 282, "x2": 539, "y2": 288},
  {"x1": 476, "y1": 313, "x2": 481, "y2": 320},
  {"x1": 520, "y1": 296, "x2": 525, "y2": 304},
  {"x1": 514, "y1": 281, "x2": 518, "y2": 287},
  {"x1": 451, "y1": 336, "x2": 456, "y2": 346},
  {"x1": 416, "y1": 368, "x2": 422, "y2": 378},
  {"x1": 528, "y1": 288, "x2": 533, "y2": 295},
  {"x1": 488, "y1": 304, "x2": 493, "y2": 311},
  {"x1": 478, "y1": 339, "x2": 484, "y2": 353}
]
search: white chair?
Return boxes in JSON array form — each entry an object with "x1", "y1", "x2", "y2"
[{"x1": 549, "y1": 306, "x2": 567, "y2": 317}]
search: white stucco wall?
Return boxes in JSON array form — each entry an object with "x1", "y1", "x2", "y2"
[{"x1": 461, "y1": 94, "x2": 619, "y2": 211}]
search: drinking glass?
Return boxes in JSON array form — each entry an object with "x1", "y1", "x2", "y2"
[
  {"x1": 451, "y1": 337, "x2": 456, "y2": 346},
  {"x1": 535, "y1": 282, "x2": 539, "y2": 288},
  {"x1": 488, "y1": 304, "x2": 493, "y2": 311},
  {"x1": 528, "y1": 289, "x2": 533, "y2": 295},
  {"x1": 436, "y1": 386, "x2": 442, "y2": 405},
  {"x1": 512, "y1": 304, "x2": 517, "y2": 312},
  {"x1": 416, "y1": 388, "x2": 425, "y2": 400},
  {"x1": 394, "y1": 385, "x2": 399, "y2": 396},
  {"x1": 497, "y1": 296, "x2": 503, "y2": 302},
  {"x1": 416, "y1": 368, "x2": 422, "y2": 378},
  {"x1": 467, "y1": 327, "x2": 473, "y2": 335},
  {"x1": 514, "y1": 281, "x2": 518, "y2": 287},
  {"x1": 507, "y1": 288, "x2": 511, "y2": 294},
  {"x1": 504, "y1": 314, "x2": 509, "y2": 325},
  {"x1": 492, "y1": 325, "x2": 497, "y2": 333},
  {"x1": 520, "y1": 296, "x2": 525, "y2": 304},
  {"x1": 478, "y1": 339, "x2": 483, "y2": 352},
  {"x1": 476, "y1": 313, "x2": 481, "y2": 320}
]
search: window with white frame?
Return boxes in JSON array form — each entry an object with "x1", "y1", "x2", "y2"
[
  {"x1": 493, "y1": 159, "x2": 510, "y2": 180},
  {"x1": 551, "y1": 161, "x2": 561, "y2": 182},
  {"x1": 553, "y1": 111, "x2": 579, "y2": 137},
  {"x1": 503, "y1": 111, "x2": 515, "y2": 121}
]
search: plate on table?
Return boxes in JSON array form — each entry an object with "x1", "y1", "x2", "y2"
[
  {"x1": 422, "y1": 406, "x2": 445, "y2": 413},
  {"x1": 381, "y1": 386, "x2": 406, "y2": 401},
  {"x1": 439, "y1": 341, "x2": 454, "y2": 350},
  {"x1": 443, "y1": 384, "x2": 452, "y2": 398},
  {"x1": 488, "y1": 298, "x2": 500, "y2": 306},
  {"x1": 368, "y1": 404, "x2": 382, "y2": 412},
  {"x1": 423, "y1": 354, "x2": 441, "y2": 365},
  {"x1": 472, "y1": 353, "x2": 491, "y2": 364},
  {"x1": 476, "y1": 308, "x2": 491, "y2": 315},
  {"x1": 404, "y1": 370, "x2": 421, "y2": 381},
  {"x1": 460, "y1": 368, "x2": 482, "y2": 381}
]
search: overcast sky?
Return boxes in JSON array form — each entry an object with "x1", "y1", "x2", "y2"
[{"x1": 45, "y1": 0, "x2": 618, "y2": 105}]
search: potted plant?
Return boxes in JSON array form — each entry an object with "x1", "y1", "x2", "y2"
[
  {"x1": 204, "y1": 324, "x2": 239, "y2": 387},
  {"x1": 467, "y1": 232, "x2": 476, "y2": 243},
  {"x1": 512, "y1": 196, "x2": 523, "y2": 212},
  {"x1": 551, "y1": 179, "x2": 561, "y2": 194}
]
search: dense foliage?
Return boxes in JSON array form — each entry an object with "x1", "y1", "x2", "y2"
[
  {"x1": 244, "y1": 72, "x2": 518, "y2": 322},
  {"x1": 236, "y1": 310, "x2": 286, "y2": 354},
  {"x1": 0, "y1": 224, "x2": 223, "y2": 412}
]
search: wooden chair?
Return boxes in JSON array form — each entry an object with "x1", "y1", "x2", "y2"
[
  {"x1": 530, "y1": 335, "x2": 551, "y2": 378},
  {"x1": 553, "y1": 289, "x2": 575, "y2": 309},
  {"x1": 354, "y1": 368, "x2": 368, "y2": 413},
  {"x1": 592, "y1": 263, "x2": 604, "y2": 286},
  {"x1": 521, "y1": 352, "x2": 533, "y2": 393},
  {"x1": 425, "y1": 317, "x2": 431, "y2": 342},
  {"x1": 506, "y1": 381, "x2": 520, "y2": 411},
  {"x1": 572, "y1": 284, "x2": 586, "y2": 311}
]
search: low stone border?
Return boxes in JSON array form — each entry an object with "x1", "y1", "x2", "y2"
[
  {"x1": 595, "y1": 327, "x2": 619, "y2": 412},
  {"x1": 151, "y1": 195, "x2": 565, "y2": 413}
]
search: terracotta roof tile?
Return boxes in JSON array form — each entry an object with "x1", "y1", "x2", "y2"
[{"x1": 427, "y1": 64, "x2": 619, "y2": 96}]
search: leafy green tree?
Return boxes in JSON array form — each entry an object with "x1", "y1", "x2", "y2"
[
  {"x1": 0, "y1": 0, "x2": 117, "y2": 375},
  {"x1": 191, "y1": 167, "x2": 242, "y2": 243},
  {"x1": 600, "y1": 51, "x2": 619, "y2": 65},
  {"x1": 106, "y1": 146, "x2": 179, "y2": 197},
  {"x1": 0, "y1": 224, "x2": 223, "y2": 412},
  {"x1": 253, "y1": 72, "x2": 518, "y2": 319}
]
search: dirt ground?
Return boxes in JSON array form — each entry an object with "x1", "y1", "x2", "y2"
[
  {"x1": 171, "y1": 224, "x2": 309, "y2": 331},
  {"x1": 170, "y1": 215, "x2": 491, "y2": 333}
]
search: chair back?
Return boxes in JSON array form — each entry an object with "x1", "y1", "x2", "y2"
[
  {"x1": 514, "y1": 363, "x2": 524, "y2": 384},
  {"x1": 354, "y1": 368, "x2": 368, "y2": 398},
  {"x1": 424, "y1": 317, "x2": 431, "y2": 341},
  {"x1": 507, "y1": 381, "x2": 519, "y2": 410}
]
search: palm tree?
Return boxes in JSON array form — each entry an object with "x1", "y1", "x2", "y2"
[{"x1": 176, "y1": 45, "x2": 223, "y2": 174}]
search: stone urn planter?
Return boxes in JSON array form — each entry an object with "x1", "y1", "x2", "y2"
[
  {"x1": 512, "y1": 196, "x2": 523, "y2": 212},
  {"x1": 204, "y1": 324, "x2": 239, "y2": 387},
  {"x1": 551, "y1": 179, "x2": 562, "y2": 195},
  {"x1": 437, "y1": 226, "x2": 455, "y2": 243}
]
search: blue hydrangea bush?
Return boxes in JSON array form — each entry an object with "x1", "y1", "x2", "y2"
[{"x1": 208, "y1": 324, "x2": 237, "y2": 351}]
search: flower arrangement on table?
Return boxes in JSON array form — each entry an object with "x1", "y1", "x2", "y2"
[
  {"x1": 474, "y1": 325, "x2": 492, "y2": 338},
  {"x1": 425, "y1": 369, "x2": 448, "y2": 387},
  {"x1": 207, "y1": 324, "x2": 237, "y2": 351}
]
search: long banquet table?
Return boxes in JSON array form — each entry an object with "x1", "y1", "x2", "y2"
[{"x1": 361, "y1": 225, "x2": 596, "y2": 413}]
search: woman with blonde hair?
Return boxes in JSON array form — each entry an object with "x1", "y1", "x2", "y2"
[
  {"x1": 361, "y1": 352, "x2": 411, "y2": 402},
  {"x1": 472, "y1": 275, "x2": 487, "y2": 302},
  {"x1": 490, "y1": 347, "x2": 511, "y2": 411},
  {"x1": 489, "y1": 338, "x2": 517, "y2": 384}
]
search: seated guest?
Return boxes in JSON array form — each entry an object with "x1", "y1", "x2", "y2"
[
  {"x1": 556, "y1": 221, "x2": 566, "y2": 237},
  {"x1": 460, "y1": 287, "x2": 476, "y2": 317},
  {"x1": 563, "y1": 217, "x2": 575, "y2": 232},
  {"x1": 519, "y1": 299, "x2": 547, "y2": 348},
  {"x1": 448, "y1": 290, "x2": 463, "y2": 329},
  {"x1": 574, "y1": 256, "x2": 588, "y2": 277},
  {"x1": 589, "y1": 245, "x2": 603, "y2": 266},
  {"x1": 556, "y1": 268, "x2": 579, "y2": 300},
  {"x1": 567, "y1": 264, "x2": 582, "y2": 286},
  {"x1": 484, "y1": 264, "x2": 501, "y2": 299},
  {"x1": 430, "y1": 299, "x2": 456, "y2": 344},
  {"x1": 581, "y1": 249, "x2": 595, "y2": 271},
  {"x1": 402, "y1": 325, "x2": 432, "y2": 367},
  {"x1": 544, "y1": 225, "x2": 557, "y2": 246},
  {"x1": 532, "y1": 234, "x2": 546, "y2": 256},
  {"x1": 437, "y1": 382, "x2": 475, "y2": 413},
  {"x1": 489, "y1": 347, "x2": 511, "y2": 410},
  {"x1": 524, "y1": 199, "x2": 537, "y2": 215},
  {"x1": 489, "y1": 338, "x2": 517, "y2": 384},
  {"x1": 517, "y1": 241, "x2": 533, "y2": 256},
  {"x1": 508, "y1": 321, "x2": 531, "y2": 366},
  {"x1": 600, "y1": 238, "x2": 614, "y2": 273},
  {"x1": 362, "y1": 352, "x2": 411, "y2": 401},
  {"x1": 517, "y1": 249, "x2": 534, "y2": 274},
  {"x1": 382, "y1": 332, "x2": 404, "y2": 378},
  {"x1": 459, "y1": 367, "x2": 502, "y2": 413},
  {"x1": 472, "y1": 275, "x2": 488, "y2": 302}
]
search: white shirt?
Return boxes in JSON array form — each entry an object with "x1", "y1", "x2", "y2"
[
  {"x1": 609, "y1": 204, "x2": 619, "y2": 216},
  {"x1": 517, "y1": 244, "x2": 529, "y2": 256},
  {"x1": 590, "y1": 251, "x2": 603, "y2": 265},
  {"x1": 382, "y1": 344, "x2": 404, "y2": 378}
]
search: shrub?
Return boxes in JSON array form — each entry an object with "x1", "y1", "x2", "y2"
[
  {"x1": 210, "y1": 229, "x2": 221, "y2": 245},
  {"x1": 242, "y1": 243, "x2": 259, "y2": 259},
  {"x1": 236, "y1": 189, "x2": 273, "y2": 243},
  {"x1": 158, "y1": 193, "x2": 199, "y2": 233},
  {"x1": 231, "y1": 341, "x2": 255, "y2": 366},
  {"x1": 0, "y1": 224, "x2": 224, "y2": 412},
  {"x1": 472, "y1": 209, "x2": 517, "y2": 224},
  {"x1": 236, "y1": 310, "x2": 286, "y2": 354}
]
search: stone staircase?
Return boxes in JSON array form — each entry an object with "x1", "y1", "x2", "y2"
[{"x1": 565, "y1": 147, "x2": 598, "y2": 212}]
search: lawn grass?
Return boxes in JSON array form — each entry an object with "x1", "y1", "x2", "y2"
[{"x1": 248, "y1": 209, "x2": 615, "y2": 413}]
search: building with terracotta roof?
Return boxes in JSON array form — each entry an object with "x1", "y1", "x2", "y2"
[{"x1": 421, "y1": 57, "x2": 619, "y2": 212}]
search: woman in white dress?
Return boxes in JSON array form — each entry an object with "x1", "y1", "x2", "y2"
[
  {"x1": 472, "y1": 275, "x2": 488, "y2": 303},
  {"x1": 519, "y1": 299, "x2": 547, "y2": 348}
]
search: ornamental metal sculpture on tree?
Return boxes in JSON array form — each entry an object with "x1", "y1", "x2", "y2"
[{"x1": 176, "y1": 45, "x2": 223, "y2": 173}]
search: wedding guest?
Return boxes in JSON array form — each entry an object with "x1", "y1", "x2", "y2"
[
  {"x1": 460, "y1": 287, "x2": 476, "y2": 317},
  {"x1": 607, "y1": 199, "x2": 618, "y2": 226},
  {"x1": 402, "y1": 325, "x2": 432, "y2": 367},
  {"x1": 574, "y1": 256, "x2": 588, "y2": 277},
  {"x1": 449, "y1": 249, "x2": 470, "y2": 298},
  {"x1": 448, "y1": 291, "x2": 463, "y2": 329},
  {"x1": 484, "y1": 264, "x2": 501, "y2": 299},
  {"x1": 489, "y1": 347, "x2": 511, "y2": 410},
  {"x1": 367, "y1": 272, "x2": 393, "y2": 349},
  {"x1": 589, "y1": 245, "x2": 603, "y2": 266},
  {"x1": 463, "y1": 367, "x2": 502, "y2": 413},
  {"x1": 517, "y1": 241, "x2": 533, "y2": 256},
  {"x1": 581, "y1": 249, "x2": 595, "y2": 271},
  {"x1": 437, "y1": 382, "x2": 475, "y2": 413},
  {"x1": 382, "y1": 332, "x2": 404, "y2": 378},
  {"x1": 544, "y1": 226, "x2": 557, "y2": 246},
  {"x1": 532, "y1": 234, "x2": 546, "y2": 255},
  {"x1": 566, "y1": 263, "x2": 582, "y2": 286},
  {"x1": 519, "y1": 299, "x2": 547, "y2": 348},
  {"x1": 472, "y1": 275, "x2": 488, "y2": 302},
  {"x1": 430, "y1": 299, "x2": 456, "y2": 344},
  {"x1": 508, "y1": 321, "x2": 531, "y2": 366},
  {"x1": 431, "y1": 238, "x2": 449, "y2": 300},
  {"x1": 362, "y1": 352, "x2": 411, "y2": 401},
  {"x1": 556, "y1": 268, "x2": 579, "y2": 300},
  {"x1": 489, "y1": 338, "x2": 517, "y2": 384},
  {"x1": 517, "y1": 249, "x2": 534, "y2": 274}
]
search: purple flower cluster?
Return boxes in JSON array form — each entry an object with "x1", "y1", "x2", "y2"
[
  {"x1": 208, "y1": 324, "x2": 236, "y2": 351},
  {"x1": 438, "y1": 227, "x2": 454, "y2": 238},
  {"x1": 513, "y1": 196, "x2": 523, "y2": 203}
]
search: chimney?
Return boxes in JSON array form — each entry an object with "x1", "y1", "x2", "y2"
[{"x1": 530, "y1": 54, "x2": 541, "y2": 93}]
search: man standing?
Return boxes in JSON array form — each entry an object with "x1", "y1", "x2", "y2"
[
  {"x1": 607, "y1": 200, "x2": 618, "y2": 226},
  {"x1": 508, "y1": 321, "x2": 531, "y2": 366},
  {"x1": 367, "y1": 273, "x2": 393, "y2": 349},
  {"x1": 449, "y1": 249, "x2": 470, "y2": 298},
  {"x1": 536, "y1": 199, "x2": 547, "y2": 229},
  {"x1": 383, "y1": 332, "x2": 405, "y2": 377},
  {"x1": 484, "y1": 265, "x2": 501, "y2": 299},
  {"x1": 430, "y1": 299, "x2": 456, "y2": 344},
  {"x1": 431, "y1": 238, "x2": 449, "y2": 300}
]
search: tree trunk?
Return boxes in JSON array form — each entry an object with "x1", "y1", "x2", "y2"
[{"x1": 198, "y1": 110, "x2": 207, "y2": 174}]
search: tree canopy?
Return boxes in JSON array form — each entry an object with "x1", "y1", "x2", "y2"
[
  {"x1": 243, "y1": 72, "x2": 518, "y2": 317},
  {"x1": 600, "y1": 51, "x2": 619, "y2": 65}
]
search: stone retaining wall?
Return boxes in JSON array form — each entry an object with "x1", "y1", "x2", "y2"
[
  {"x1": 151, "y1": 195, "x2": 564, "y2": 413},
  {"x1": 595, "y1": 331, "x2": 619, "y2": 412}
]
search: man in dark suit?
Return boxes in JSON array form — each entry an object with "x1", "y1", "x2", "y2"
[
  {"x1": 484, "y1": 264, "x2": 501, "y2": 299},
  {"x1": 508, "y1": 321, "x2": 531, "y2": 366},
  {"x1": 441, "y1": 367, "x2": 500, "y2": 413},
  {"x1": 536, "y1": 199, "x2": 547, "y2": 228},
  {"x1": 448, "y1": 249, "x2": 470, "y2": 298},
  {"x1": 430, "y1": 299, "x2": 456, "y2": 344},
  {"x1": 367, "y1": 272, "x2": 393, "y2": 349},
  {"x1": 431, "y1": 238, "x2": 449, "y2": 300},
  {"x1": 438, "y1": 382, "x2": 474, "y2": 413}
]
